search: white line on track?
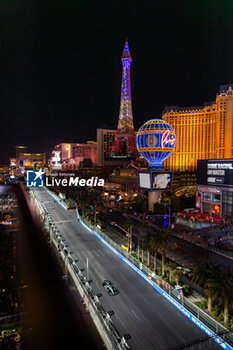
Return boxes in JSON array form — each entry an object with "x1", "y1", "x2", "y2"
[
  {"x1": 131, "y1": 309, "x2": 140, "y2": 320},
  {"x1": 50, "y1": 220, "x2": 74, "y2": 224}
]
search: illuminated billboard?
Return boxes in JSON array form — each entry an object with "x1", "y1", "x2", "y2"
[
  {"x1": 52, "y1": 151, "x2": 61, "y2": 163},
  {"x1": 51, "y1": 151, "x2": 62, "y2": 169},
  {"x1": 138, "y1": 171, "x2": 173, "y2": 190},
  {"x1": 151, "y1": 172, "x2": 172, "y2": 190},
  {"x1": 139, "y1": 173, "x2": 151, "y2": 189},
  {"x1": 10, "y1": 158, "x2": 17, "y2": 167},
  {"x1": 197, "y1": 159, "x2": 233, "y2": 187}
]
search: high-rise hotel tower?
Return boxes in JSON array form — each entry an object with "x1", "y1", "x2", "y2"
[{"x1": 163, "y1": 85, "x2": 233, "y2": 171}]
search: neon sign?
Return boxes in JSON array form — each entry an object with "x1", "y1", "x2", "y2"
[
  {"x1": 136, "y1": 119, "x2": 176, "y2": 169},
  {"x1": 161, "y1": 130, "x2": 176, "y2": 149},
  {"x1": 52, "y1": 151, "x2": 61, "y2": 163}
]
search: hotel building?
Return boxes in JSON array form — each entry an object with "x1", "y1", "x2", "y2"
[
  {"x1": 15, "y1": 146, "x2": 27, "y2": 158},
  {"x1": 52, "y1": 142, "x2": 97, "y2": 170},
  {"x1": 53, "y1": 143, "x2": 76, "y2": 162},
  {"x1": 18, "y1": 152, "x2": 46, "y2": 169},
  {"x1": 163, "y1": 85, "x2": 233, "y2": 171},
  {"x1": 97, "y1": 128, "x2": 117, "y2": 166}
]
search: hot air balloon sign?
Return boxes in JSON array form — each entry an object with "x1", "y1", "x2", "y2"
[{"x1": 136, "y1": 119, "x2": 176, "y2": 169}]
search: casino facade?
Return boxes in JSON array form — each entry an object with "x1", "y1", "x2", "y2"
[{"x1": 163, "y1": 85, "x2": 233, "y2": 171}]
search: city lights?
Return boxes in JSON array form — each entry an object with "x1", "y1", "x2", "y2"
[{"x1": 2, "y1": 4, "x2": 233, "y2": 350}]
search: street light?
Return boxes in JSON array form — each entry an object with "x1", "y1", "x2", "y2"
[
  {"x1": 137, "y1": 236, "x2": 141, "y2": 259},
  {"x1": 86, "y1": 257, "x2": 89, "y2": 281},
  {"x1": 129, "y1": 225, "x2": 133, "y2": 254}
]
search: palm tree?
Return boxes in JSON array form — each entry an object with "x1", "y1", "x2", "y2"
[
  {"x1": 139, "y1": 233, "x2": 149, "y2": 263},
  {"x1": 173, "y1": 268, "x2": 183, "y2": 284},
  {"x1": 79, "y1": 187, "x2": 89, "y2": 217},
  {"x1": 137, "y1": 220, "x2": 148, "y2": 259},
  {"x1": 192, "y1": 261, "x2": 221, "y2": 313},
  {"x1": 150, "y1": 235, "x2": 160, "y2": 271},
  {"x1": 145, "y1": 234, "x2": 152, "y2": 266},
  {"x1": 88, "y1": 188, "x2": 102, "y2": 225},
  {"x1": 154, "y1": 229, "x2": 175, "y2": 276},
  {"x1": 166, "y1": 262, "x2": 177, "y2": 282},
  {"x1": 206, "y1": 268, "x2": 233, "y2": 325}
]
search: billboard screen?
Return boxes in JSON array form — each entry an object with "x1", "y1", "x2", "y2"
[
  {"x1": 51, "y1": 151, "x2": 62, "y2": 169},
  {"x1": 51, "y1": 151, "x2": 61, "y2": 163},
  {"x1": 139, "y1": 172, "x2": 151, "y2": 189},
  {"x1": 10, "y1": 158, "x2": 17, "y2": 167},
  {"x1": 151, "y1": 172, "x2": 172, "y2": 190},
  {"x1": 197, "y1": 159, "x2": 233, "y2": 187}
]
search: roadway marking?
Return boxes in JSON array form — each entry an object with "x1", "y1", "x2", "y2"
[
  {"x1": 50, "y1": 220, "x2": 74, "y2": 224},
  {"x1": 131, "y1": 309, "x2": 140, "y2": 320}
]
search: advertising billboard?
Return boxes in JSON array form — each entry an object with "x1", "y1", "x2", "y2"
[
  {"x1": 51, "y1": 151, "x2": 62, "y2": 169},
  {"x1": 151, "y1": 172, "x2": 172, "y2": 190},
  {"x1": 138, "y1": 171, "x2": 173, "y2": 190},
  {"x1": 10, "y1": 158, "x2": 17, "y2": 167},
  {"x1": 197, "y1": 159, "x2": 233, "y2": 187},
  {"x1": 138, "y1": 172, "x2": 151, "y2": 189}
]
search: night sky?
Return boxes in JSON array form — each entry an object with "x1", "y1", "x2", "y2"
[{"x1": 1, "y1": 0, "x2": 233, "y2": 163}]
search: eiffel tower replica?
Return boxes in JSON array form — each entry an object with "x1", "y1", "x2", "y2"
[{"x1": 112, "y1": 39, "x2": 137, "y2": 158}]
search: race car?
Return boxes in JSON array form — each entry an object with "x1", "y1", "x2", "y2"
[{"x1": 102, "y1": 280, "x2": 119, "y2": 295}]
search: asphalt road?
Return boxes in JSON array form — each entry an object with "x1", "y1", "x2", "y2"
[{"x1": 32, "y1": 188, "x2": 208, "y2": 350}]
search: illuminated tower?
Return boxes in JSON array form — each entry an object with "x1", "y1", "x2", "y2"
[{"x1": 112, "y1": 39, "x2": 137, "y2": 157}]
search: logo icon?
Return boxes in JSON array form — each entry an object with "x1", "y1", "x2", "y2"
[{"x1": 26, "y1": 169, "x2": 44, "y2": 188}]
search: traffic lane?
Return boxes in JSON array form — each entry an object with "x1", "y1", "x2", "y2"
[
  {"x1": 95, "y1": 262, "x2": 199, "y2": 350},
  {"x1": 169, "y1": 236, "x2": 233, "y2": 271},
  {"x1": 102, "y1": 207, "x2": 233, "y2": 271},
  {"x1": 58, "y1": 220, "x2": 204, "y2": 350},
  {"x1": 34, "y1": 190, "x2": 206, "y2": 349},
  {"x1": 168, "y1": 238, "x2": 209, "y2": 268},
  {"x1": 101, "y1": 210, "x2": 139, "y2": 228},
  {"x1": 209, "y1": 251, "x2": 233, "y2": 271},
  {"x1": 34, "y1": 189, "x2": 75, "y2": 222}
]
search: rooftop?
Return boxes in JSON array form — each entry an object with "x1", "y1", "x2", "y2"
[{"x1": 163, "y1": 102, "x2": 216, "y2": 114}]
